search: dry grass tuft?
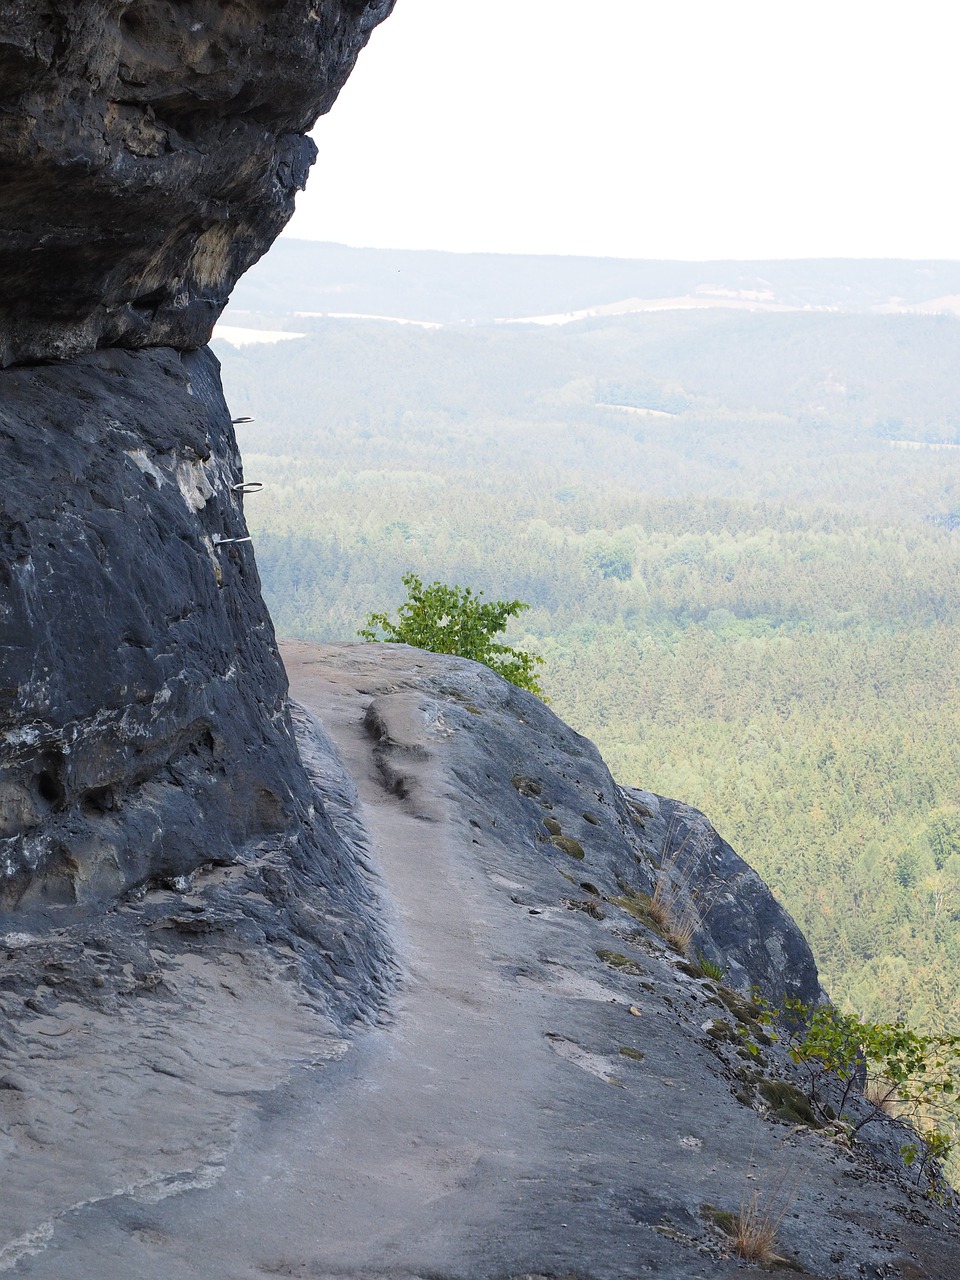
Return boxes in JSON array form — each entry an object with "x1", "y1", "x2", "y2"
[
  {"x1": 648, "y1": 817, "x2": 731, "y2": 955},
  {"x1": 612, "y1": 816, "x2": 738, "y2": 958},
  {"x1": 731, "y1": 1183, "x2": 792, "y2": 1264},
  {"x1": 706, "y1": 1144, "x2": 806, "y2": 1268},
  {"x1": 665, "y1": 908, "x2": 701, "y2": 955}
]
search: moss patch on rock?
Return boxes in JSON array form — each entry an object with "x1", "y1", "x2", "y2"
[
  {"x1": 551, "y1": 834, "x2": 585, "y2": 860},
  {"x1": 608, "y1": 890, "x2": 670, "y2": 939},
  {"x1": 758, "y1": 1079, "x2": 822, "y2": 1128},
  {"x1": 563, "y1": 897, "x2": 605, "y2": 920},
  {"x1": 512, "y1": 774, "x2": 542, "y2": 797},
  {"x1": 596, "y1": 949, "x2": 645, "y2": 976}
]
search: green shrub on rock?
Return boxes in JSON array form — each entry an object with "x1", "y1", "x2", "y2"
[
  {"x1": 768, "y1": 996, "x2": 960, "y2": 1189},
  {"x1": 359, "y1": 572, "x2": 544, "y2": 697}
]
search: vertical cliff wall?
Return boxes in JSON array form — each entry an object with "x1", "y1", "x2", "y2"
[
  {"x1": 0, "y1": 1, "x2": 393, "y2": 922},
  {"x1": 0, "y1": 346, "x2": 310, "y2": 907}
]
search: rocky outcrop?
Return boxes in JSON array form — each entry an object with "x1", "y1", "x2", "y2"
[
  {"x1": 3, "y1": 641, "x2": 956, "y2": 1280},
  {"x1": 0, "y1": 1, "x2": 394, "y2": 934},
  {"x1": 623, "y1": 788, "x2": 825, "y2": 1006},
  {"x1": 0, "y1": 346, "x2": 392, "y2": 1027},
  {"x1": 357, "y1": 642, "x2": 823, "y2": 1006},
  {"x1": 2, "y1": 7, "x2": 957, "y2": 1275},
  {"x1": 2, "y1": 350, "x2": 303, "y2": 904},
  {"x1": 0, "y1": 1, "x2": 394, "y2": 365}
]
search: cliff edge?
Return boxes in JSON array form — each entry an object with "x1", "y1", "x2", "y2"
[
  {"x1": 1, "y1": 642, "x2": 957, "y2": 1278},
  {"x1": 2, "y1": 5, "x2": 958, "y2": 1276}
]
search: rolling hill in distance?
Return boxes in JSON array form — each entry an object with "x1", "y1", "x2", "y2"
[{"x1": 224, "y1": 237, "x2": 960, "y2": 327}]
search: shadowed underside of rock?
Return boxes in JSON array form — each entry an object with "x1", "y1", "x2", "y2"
[{"x1": 0, "y1": 0, "x2": 394, "y2": 365}]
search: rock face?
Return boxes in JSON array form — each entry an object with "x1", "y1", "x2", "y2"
[
  {"x1": 0, "y1": 1, "x2": 394, "y2": 365},
  {"x1": 359, "y1": 646, "x2": 823, "y2": 1008},
  {"x1": 2, "y1": 7, "x2": 958, "y2": 1275},
  {"x1": 0, "y1": 0, "x2": 394, "y2": 928},
  {"x1": 2, "y1": 347, "x2": 306, "y2": 907},
  {"x1": 622, "y1": 787, "x2": 824, "y2": 1006}
]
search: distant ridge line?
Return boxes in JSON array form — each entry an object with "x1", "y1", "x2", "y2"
[{"x1": 225, "y1": 239, "x2": 960, "y2": 328}]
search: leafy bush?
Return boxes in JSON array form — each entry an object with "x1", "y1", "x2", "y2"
[
  {"x1": 770, "y1": 997, "x2": 960, "y2": 1188},
  {"x1": 358, "y1": 572, "x2": 544, "y2": 697}
]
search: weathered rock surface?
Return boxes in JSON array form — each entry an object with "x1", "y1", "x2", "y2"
[
  {"x1": 3, "y1": 642, "x2": 957, "y2": 1279},
  {"x1": 1, "y1": 347, "x2": 306, "y2": 908},
  {"x1": 0, "y1": 0, "x2": 394, "y2": 365},
  {"x1": 0, "y1": 2, "x2": 396, "y2": 983},
  {"x1": 1, "y1": 5, "x2": 957, "y2": 1274},
  {"x1": 0, "y1": 349, "x2": 393, "y2": 1128},
  {"x1": 0, "y1": 0, "x2": 396, "y2": 923},
  {"x1": 0, "y1": 683, "x2": 390, "y2": 1275}
]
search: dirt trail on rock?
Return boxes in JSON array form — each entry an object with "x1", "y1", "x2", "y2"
[{"x1": 261, "y1": 643, "x2": 549, "y2": 1271}]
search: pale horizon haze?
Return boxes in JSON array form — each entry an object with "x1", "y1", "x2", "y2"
[{"x1": 286, "y1": 0, "x2": 960, "y2": 262}]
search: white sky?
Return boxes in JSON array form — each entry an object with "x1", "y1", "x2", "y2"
[{"x1": 287, "y1": 0, "x2": 960, "y2": 261}]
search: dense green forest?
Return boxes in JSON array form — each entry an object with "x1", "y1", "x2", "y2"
[{"x1": 216, "y1": 278, "x2": 960, "y2": 1045}]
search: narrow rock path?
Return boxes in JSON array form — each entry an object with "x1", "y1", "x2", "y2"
[{"x1": 248, "y1": 641, "x2": 553, "y2": 1272}]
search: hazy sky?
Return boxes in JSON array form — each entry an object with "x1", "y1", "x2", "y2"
[{"x1": 287, "y1": 0, "x2": 959, "y2": 261}]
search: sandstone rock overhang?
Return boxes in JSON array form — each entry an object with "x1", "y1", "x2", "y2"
[{"x1": 0, "y1": 0, "x2": 395, "y2": 366}]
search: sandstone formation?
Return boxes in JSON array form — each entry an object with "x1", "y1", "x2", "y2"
[
  {"x1": 2, "y1": 5, "x2": 959, "y2": 1277},
  {"x1": 0, "y1": 1, "x2": 393, "y2": 939},
  {"x1": 2, "y1": 347, "x2": 291, "y2": 906},
  {"x1": 3, "y1": 642, "x2": 957, "y2": 1279},
  {"x1": 0, "y1": 349, "x2": 391, "y2": 1029}
]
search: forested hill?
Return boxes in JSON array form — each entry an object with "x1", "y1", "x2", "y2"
[
  {"x1": 215, "y1": 251, "x2": 960, "y2": 1066},
  {"x1": 226, "y1": 238, "x2": 960, "y2": 325},
  {"x1": 219, "y1": 304, "x2": 960, "y2": 464}
]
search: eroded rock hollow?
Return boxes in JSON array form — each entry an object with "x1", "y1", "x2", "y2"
[{"x1": 0, "y1": 2, "x2": 393, "y2": 938}]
